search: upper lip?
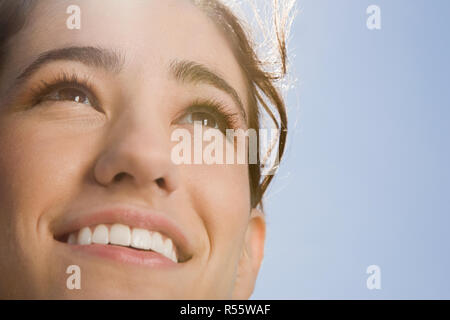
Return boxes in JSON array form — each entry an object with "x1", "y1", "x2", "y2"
[{"x1": 52, "y1": 202, "x2": 192, "y2": 262}]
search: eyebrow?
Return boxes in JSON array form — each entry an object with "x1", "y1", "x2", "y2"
[
  {"x1": 169, "y1": 60, "x2": 247, "y2": 122},
  {"x1": 15, "y1": 46, "x2": 124, "y2": 83},
  {"x1": 12, "y1": 46, "x2": 247, "y2": 121}
]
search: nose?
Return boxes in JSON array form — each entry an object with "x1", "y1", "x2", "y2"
[{"x1": 94, "y1": 113, "x2": 179, "y2": 196}]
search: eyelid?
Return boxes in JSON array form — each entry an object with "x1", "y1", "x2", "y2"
[
  {"x1": 28, "y1": 71, "x2": 101, "y2": 109},
  {"x1": 174, "y1": 98, "x2": 242, "y2": 131},
  {"x1": 40, "y1": 83, "x2": 93, "y2": 104}
]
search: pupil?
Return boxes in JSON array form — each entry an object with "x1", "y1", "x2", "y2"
[
  {"x1": 60, "y1": 88, "x2": 86, "y2": 103},
  {"x1": 192, "y1": 112, "x2": 217, "y2": 128}
]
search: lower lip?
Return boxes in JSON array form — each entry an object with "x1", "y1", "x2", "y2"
[{"x1": 68, "y1": 243, "x2": 178, "y2": 268}]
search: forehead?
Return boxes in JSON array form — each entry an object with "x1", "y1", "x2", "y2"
[{"x1": 3, "y1": 0, "x2": 248, "y2": 108}]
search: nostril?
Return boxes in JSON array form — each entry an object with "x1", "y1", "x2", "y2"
[
  {"x1": 114, "y1": 172, "x2": 128, "y2": 182},
  {"x1": 155, "y1": 177, "x2": 166, "y2": 189}
]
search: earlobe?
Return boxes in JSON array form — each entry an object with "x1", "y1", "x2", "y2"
[{"x1": 231, "y1": 208, "x2": 266, "y2": 299}]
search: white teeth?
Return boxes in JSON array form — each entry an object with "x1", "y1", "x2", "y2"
[
  {"x1": 78, "y1": 227, "x2": 92, "y2": 245},
  {"x1": 151, "y1": 231, "x2": 165, "y2": 255},
  {"x1": 131, "y1": 228, "x2": 152, "y2": 250},
  {"x1": 171, "y1": 250, "x2": 177, "y2": 263},
  {"x1": 68, "y1": 233, "x2": 77, "y2": 245},
  {"x1": 92, "y1": 224, "x2": 109, "y2": 244},
  {"x1": 67, "y1": 224, "x2": 178, "y2": 263},
  {"x1": 163, "y1": 238, "x2": 174, "y2": 261},
  {"x1": 110, "y1": 224, "x2": 131, "y2": 247},
  {"x1": 168, "y1": 240, "x2": 177, "y2": 263}
]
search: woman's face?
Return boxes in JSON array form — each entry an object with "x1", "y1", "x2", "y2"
[{"x1": 0, "y1": 0, "x2": 265, "y2": 299}]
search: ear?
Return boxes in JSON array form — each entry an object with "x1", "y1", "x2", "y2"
[{"x1": 231, "y1": 208, "x2": 266, "y2": 299}]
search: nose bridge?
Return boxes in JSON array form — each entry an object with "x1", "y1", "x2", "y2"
[
  {"x1": 117, "y1": 100, "x2": 168, "y2": 149},
  {"x1": 94, "y1": 92, "x2": 178, "y2": 194}
]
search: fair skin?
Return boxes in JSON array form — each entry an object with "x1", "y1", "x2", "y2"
[{"x1": 0, "y1": 0, "x2": 265, "y2": 299}]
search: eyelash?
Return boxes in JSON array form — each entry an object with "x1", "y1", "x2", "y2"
[
  {"x1": 27, "y1": 71, "x2": 242, "y2": 131},
  {"x1": 181, "y1": 98, "x2": 241, "y2": 132},
  {"x1": 28, "y1": 72, "x2": 99, "y2": 109}
]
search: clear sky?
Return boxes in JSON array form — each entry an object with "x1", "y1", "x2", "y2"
[{"x1": 252, "y1": 0, "x2": 450, "y2": 299}]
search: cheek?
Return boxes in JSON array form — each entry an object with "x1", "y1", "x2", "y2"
[
  {"x1": 185, "y1": 161, "x2": 251, "y2": 261},
  {"x1": 0, "y1": 116, "x2": 96, "y2": 295},
  {"x1": 0, "y1": 117, "x2": 95, "y2": 242},
  {"x1": 183, "y1": 162, "x2": 251, "y2": 296}
]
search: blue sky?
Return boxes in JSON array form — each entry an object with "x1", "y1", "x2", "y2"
[{"x1": 252, "y1": 0, "x2": 450, "y2": 299}]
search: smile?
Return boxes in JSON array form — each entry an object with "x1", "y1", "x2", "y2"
[
  {"x1": 53, "y1": 204, "x2": 192, "y2": 267},
  {"x1": 66, "y1": 224, "x2": 178, "y2": 263}
]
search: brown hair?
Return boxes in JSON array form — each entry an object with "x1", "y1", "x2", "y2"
[
  {"x1": 0, "y1": 0, "x2": 292, "y2": 209},
  {"x1": 195, "y1": 0, "x2": 290, "y2": 209}
]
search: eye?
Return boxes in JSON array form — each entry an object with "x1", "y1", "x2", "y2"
[
  {"x1": 179, "y1": 112, "x2": 220, "y2": 130},
  {"x1": 41, "y1": 87, "x2": 93, "y2": 106},
  {"x1": 192, "y1": 112, "x2": 219, "y2": 129},
  {"x1": 175, "y1": 99, "x2": 241, "y2": 134}
]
